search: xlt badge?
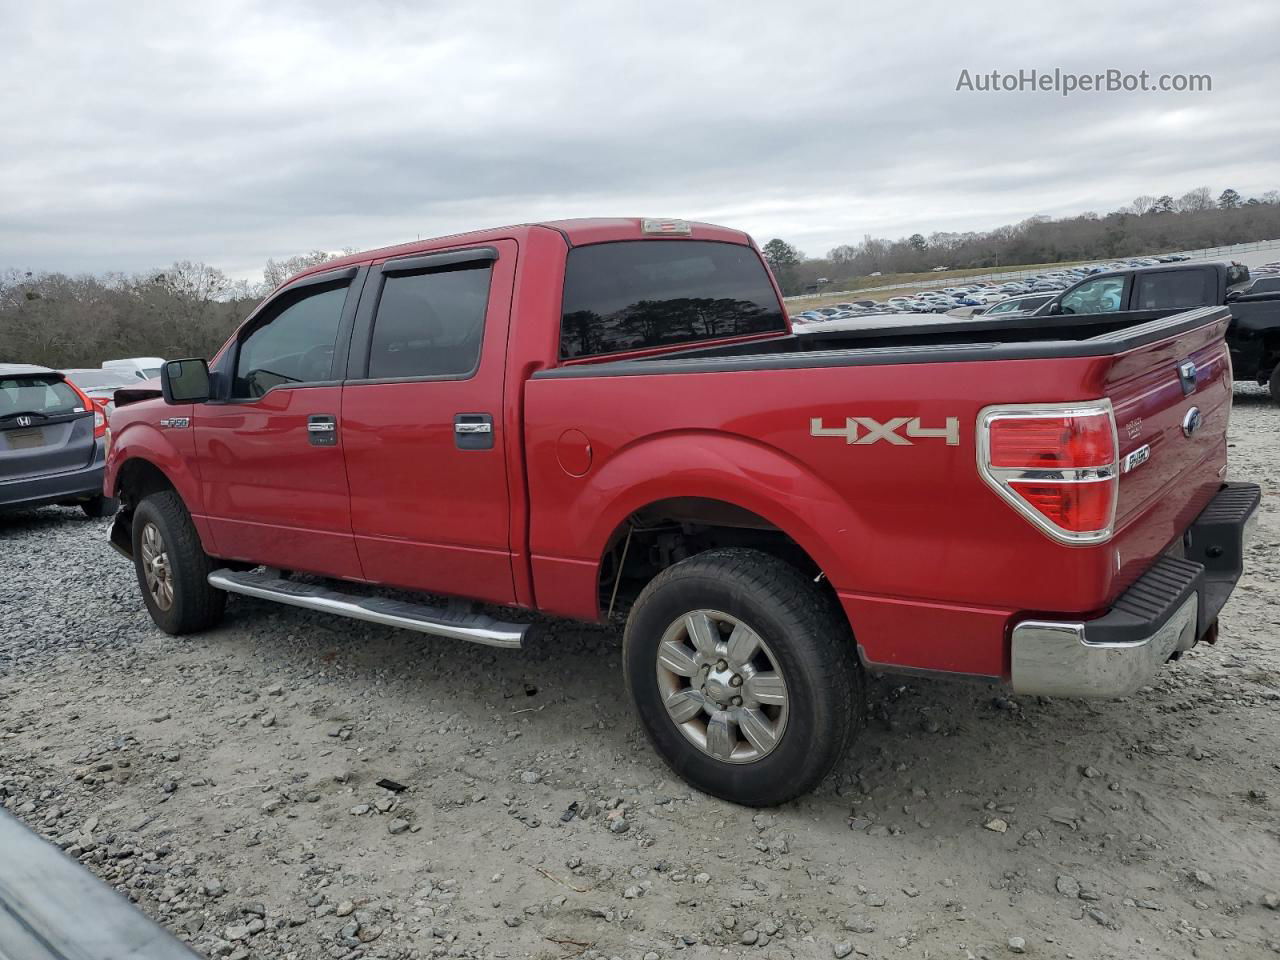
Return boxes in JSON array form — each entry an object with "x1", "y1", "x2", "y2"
[{"x1": 810, "y1": 416, "x2": 960, "y2": 446}]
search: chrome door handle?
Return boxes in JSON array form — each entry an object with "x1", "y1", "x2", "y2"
[
  {"x1": 454, "y1": 413, "x2": 494, "y2": 450},
  {"x1": 308, "y1": 414, "x2": 337, "y2": 447}
]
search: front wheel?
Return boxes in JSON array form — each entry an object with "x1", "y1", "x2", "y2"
[
  {"x1": 131, "y1": 491, "x2": 226, "y2": 635},
  {"x1": 623, "y1": 548, "x2": 863, "y2": 806},
  {"x1": 1269, "y1": 363, "x2": 1280, "y2": 406}
]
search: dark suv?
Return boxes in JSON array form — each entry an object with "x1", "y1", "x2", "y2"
[{"x1": 0, "y1": 363, "x2": 116, "y2": 517}]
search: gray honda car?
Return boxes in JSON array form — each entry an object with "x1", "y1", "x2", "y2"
[{"x1": 0, "y1": 363, "x2": 116, "y2": 517}]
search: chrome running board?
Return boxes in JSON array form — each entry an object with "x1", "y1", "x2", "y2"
[{"x1": 208, "y1": 568, "x2": 526, "y2": 649}]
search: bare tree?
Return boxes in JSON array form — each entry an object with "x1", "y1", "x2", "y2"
[
  {"x1": 1130, "y1": 195, "x2": 1156, "y2": 216},
  {"x1": 262, "y1": 248, "x2": 355, "y2": 291},
  {"x1": 1176, "y1": 187, "x2": 1215, "y2": 213}
]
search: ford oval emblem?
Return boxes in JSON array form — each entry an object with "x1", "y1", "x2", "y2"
[{"x1": 1181, "y1": 406, "x2": 1202, "y2": 437}]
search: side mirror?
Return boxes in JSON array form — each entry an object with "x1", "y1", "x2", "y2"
[
  {"x1": 161, "y1": 359, "x2": 211, "y2": 404},
  {"x1": 1046, "y1": 302, "x2": 1063, "y2": 315}
]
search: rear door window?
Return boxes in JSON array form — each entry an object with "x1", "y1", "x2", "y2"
[
  {"x1": 1134, "y1": 271, "x2": 1212, "y2": 310},
  {"x1": 1, "y1": 375, "x2": 82, "y2": 421},
  {"x1": 366, "y1": 263, "x2": 492, "y2": 379},
  {"x1": 559, "y1": 241, "x2": 786, "y2": 358}
]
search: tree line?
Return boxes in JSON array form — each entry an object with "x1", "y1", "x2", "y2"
[
  {"x1": 1, "y1": 250, "x2": 349, "y2": 369},
  {"x1": 7, "y1": 186, "x2": 1279, "y2": 367},
  {"x1": 762, "y1": 186, "x2": 1280, "y2": 295}
]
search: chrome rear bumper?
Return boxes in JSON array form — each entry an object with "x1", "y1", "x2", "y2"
[
  {"x1": 1012, "y1": 594, "x2": 1198, "y2": 698},
  {"x1": 1010, "y1": 482, "x2": 1260, "y2": 699}
]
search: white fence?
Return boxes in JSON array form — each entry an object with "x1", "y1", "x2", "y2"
[{"x1": 782, "y1": 237, "x2": 1280, "y2": 303}]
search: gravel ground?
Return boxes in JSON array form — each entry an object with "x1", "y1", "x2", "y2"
[{"x1": 2, "y1": 389, "x2": 1278, "y2": 960}]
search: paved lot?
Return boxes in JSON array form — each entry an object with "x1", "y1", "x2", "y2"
[{"x1": 2, "y1": 390, "x2": 1278, "y2": 960}]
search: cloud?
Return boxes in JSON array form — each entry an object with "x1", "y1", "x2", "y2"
[{"x1": 2, "y1": 0, "x2": 1277, "y2": 278}]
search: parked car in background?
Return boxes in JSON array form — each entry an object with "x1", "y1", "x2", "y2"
[
  {"x1": 1046, "y1": 261, "x2": 1280, "y2": 403},
  {"x1": 1, "y1": 363, "x2": 116, "y2": 517},
  {"x1": 1241, "y1": 276, "x2": 1280, "y2": 295},
  {"x1": 60, "y1": 368, "x2": 139, "y2": 415},
  {"x1": 102, "y1": 357, "x2": 165, "y2": 381},
  {"x1": 979, "y1": 293, "x2": 1056, "y2": 317}
]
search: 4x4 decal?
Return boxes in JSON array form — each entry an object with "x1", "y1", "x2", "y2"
[{"x1": 809, "y1": 416, "x2": 960, "y2": 446}]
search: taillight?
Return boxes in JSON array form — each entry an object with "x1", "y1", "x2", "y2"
[
  {"x1": 67, "y1": 381, "x2": 107, "y2": 439},
  {"x1": 978, "y1": 402, "x2": 1118, "y2": 544}
]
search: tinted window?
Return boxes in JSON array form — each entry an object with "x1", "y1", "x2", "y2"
[
  {"x1": 1134, "y1": 271, "x2": 1210, "y2": 310},
  {"x1": 1, "y1": 375, "x2": 81, "y2": 418},
  {"x1": 559, "y1": 241, "x2": 785, "y2": 358},
  {"x1": 234, "y1": 284, "x2": 348, "y2": 397},
  {"x1": 1059, "y1": 277, "x2": 1126, "y2": 315},
  {"x1": 367, "y1": 264, "x2": 491, "y2": 379}
]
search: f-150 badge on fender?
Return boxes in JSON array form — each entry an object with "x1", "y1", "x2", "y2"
[{"x1": 810, "y1": 416, "x2": 960, "y2": 446}]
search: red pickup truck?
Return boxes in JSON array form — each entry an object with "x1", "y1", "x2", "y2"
[{"x1": 105, "y1": 218, "x2": 1259, "y2": 806}]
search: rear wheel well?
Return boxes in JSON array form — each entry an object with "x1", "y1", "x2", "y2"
[{"x1": 597, "y1": 497, "x2": 833, "y2": 621}]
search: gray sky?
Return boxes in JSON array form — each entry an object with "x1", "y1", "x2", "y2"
[{"x1": 3, "y1": 0, "x2": 1278, "y2": 281}]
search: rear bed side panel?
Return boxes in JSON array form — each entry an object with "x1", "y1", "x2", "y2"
[
  {"x1": 525, "y1": 357, "x2": 1101, "y2": 677},
  {"x1": 524, "y1": 314, "x2": 1231, "y2": 678}
]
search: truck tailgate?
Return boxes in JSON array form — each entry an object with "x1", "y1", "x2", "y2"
[{"x1": 1099, "y1": 309, "x2": 1232, "y2": 599}]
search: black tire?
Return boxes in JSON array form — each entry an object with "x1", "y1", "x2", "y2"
[
  {"x1": 1269, "y1": 364, "x2": 1280, "y2": 406},
  {"x1": 81, "y1": 495, "x2": 118, "y2": 519},
  {"x1": 623, "y1": 548, "x2": 863, "y2": 807},
  {"x1": 131, "y1": 491, "x2": 225, "y2": 635}
]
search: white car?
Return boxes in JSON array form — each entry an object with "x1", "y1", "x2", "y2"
[{"x1": 101, "y1": 357, "x2": 165, "y2": 381}]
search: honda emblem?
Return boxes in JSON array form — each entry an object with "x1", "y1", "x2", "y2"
[{"x1": 16, "y1": 416, "x2": 32, "y2": 427}]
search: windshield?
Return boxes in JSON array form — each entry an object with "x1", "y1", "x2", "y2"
[{"x1": 559, "y1": 240, "x2": 786, "y2": 358}]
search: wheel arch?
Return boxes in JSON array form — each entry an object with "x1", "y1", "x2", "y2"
[
  {"x1": 558, "y1": 431, "x2": 868, "y2": 622},
  {"x1": 109, "y1": 448, "x2": 214, "y2": 556}
]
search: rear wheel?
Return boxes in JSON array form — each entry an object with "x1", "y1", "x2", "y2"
[
  {"x1": 1268, "y1": 363, "x2": 1280, "y2": 406},
  {"x1": 623, "y1": 548, "x2": 863, "y2": 806},
  {"x1": 81, "y1": 495, "x2": 118, "y2": 519},
  {"x1": 131, "y1": 491, "x2": 225, "y2": 635}
]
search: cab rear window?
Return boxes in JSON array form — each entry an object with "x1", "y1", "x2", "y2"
[
  {"x1": 0, "y1": 375, "x2": 82, "y2": 419},
  {"x1": 559, "y1": 240, "x2": 786, "y2": 359}
]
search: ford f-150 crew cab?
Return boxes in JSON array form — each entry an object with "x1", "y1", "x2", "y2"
[{"x1": 104, "y1": 218, "x2": 1259, "y2": 806}]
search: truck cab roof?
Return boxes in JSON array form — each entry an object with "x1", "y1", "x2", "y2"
[{"x1": 284, "y1": 218, "x2": 755, "y2": 290}]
